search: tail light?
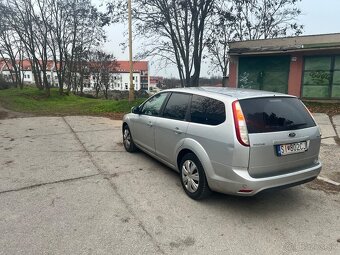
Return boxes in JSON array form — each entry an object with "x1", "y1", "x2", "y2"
[{"x1": 232, "y1": 100, "x2": 249, "y2": 147}]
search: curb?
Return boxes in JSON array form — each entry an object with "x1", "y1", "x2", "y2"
[{"x1": 317, "y1": 176, "x2": 340, "y2": 186}]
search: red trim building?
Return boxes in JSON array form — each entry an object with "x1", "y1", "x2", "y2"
[
  {"x1": 0, "y1": 59, "x2": 149, "y2": 91},
  {"x1": 228, "y1": 33, "x2": 340, "y2": 99}
]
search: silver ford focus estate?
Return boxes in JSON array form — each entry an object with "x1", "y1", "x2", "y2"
[{"x1": 122, "y1": 87, "x2": 322, "y2": 200}]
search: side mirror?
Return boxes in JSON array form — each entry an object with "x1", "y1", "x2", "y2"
[{"x1": 131, "y1": 106, "x2": 140, "y2": 114}]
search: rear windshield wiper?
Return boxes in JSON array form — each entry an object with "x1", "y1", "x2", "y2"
[{"x1": 286, "y1": 123, "x2": 307, "y2": 129}]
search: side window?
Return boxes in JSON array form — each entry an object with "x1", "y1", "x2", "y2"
[
  {"x1": 140, "y1": 93, "x2": 168, "y2": 116},
  {"x1": 190, "y1": 95, "x2": 226, "y2": 125},
  {"x1": 163, "y1": 93, "x2": 191, "y2": 121}
]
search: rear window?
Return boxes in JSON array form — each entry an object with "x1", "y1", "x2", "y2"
[{"x1": 239, "y1": 97, "x2": 316, "y2": 133}]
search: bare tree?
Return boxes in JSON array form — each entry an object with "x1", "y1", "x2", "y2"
[
  {"x1": 44, "y1": 0, "x2": 71, "y2": 95},
  {"x1": 0, "y1": 21, "x2": 25, "y2": 88},
  {"x1": 88, "y1": 50, "x2": 117, "y2": 99},
  {"x1": 33, "y1": 0, "x2": 54, "y2": 96},
  {"x1": 0, "y1": 0, "x2": 110, "y2": 96},
  {"x1": 4, "y1": 0, "x2": 47, "y2": 91},
  {"x1": 232, "y1": 0, "x2": 303, "y2": 40},
  {"x1": 0, "y1": 2, "x2": 23, "y2": 87},
  {"x1": 206, "y1": 3, "x2": 234, "y2": 87},
  {"x1": 207, "y1": 0, "x2": 303, "y2": 86},
  {"x1": 109, "y1": 0, "x2": 216, "y2": 87},
  {"x1": 68, "y1": 0, "x2": 109, "y2": 94}
]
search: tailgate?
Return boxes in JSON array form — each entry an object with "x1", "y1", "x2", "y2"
[
  {"x1": 248, "y1": 128, "x2": 321, "y2": 178},
  {"x1": 239, "y1": 97, "x2": 321, "y2": 178}
]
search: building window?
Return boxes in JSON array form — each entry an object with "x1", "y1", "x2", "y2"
[
  {"x1": 27, "y1": 74, "x2": 30, "y2": 79},
  {"x1": 334, "y1": 57, "x2": 340, "y2": 97},
  {"x1": 302, "y1": 56, "x2": 340, "y2": 98}
]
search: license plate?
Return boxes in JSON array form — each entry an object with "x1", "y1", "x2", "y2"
[{"x1": 276, "y1": 141, "x2": 309, "y2": 156}]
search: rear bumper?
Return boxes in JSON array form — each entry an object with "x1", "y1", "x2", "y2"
[{"x1": 207, "y1": 162, "x2": 322, "y2": 196}]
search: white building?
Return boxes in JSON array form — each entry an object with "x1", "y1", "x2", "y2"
[
  {"x1": 0, "y1": 59, "x2": 59, "y2": 86},
  {"x1": 0, "y1": 59, "x2": 149, "y2": 91},
  {"x1": 83, "y1": 60, "x2": 149, "y2": 91}
]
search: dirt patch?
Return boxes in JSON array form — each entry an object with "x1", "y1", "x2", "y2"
[
  {"x1": 0, "y1": 105, "x2": 33, "y2": 119},
  {"x1": 306, "y1": 179, "x2": 340, "y2": 194},
  {"x1": 121, "y1": 217, "x2": 130, "y2": 223},
  {"x1": 169, "y1": 237, "x2": 195, "y2": 249},
  {"x1": 102, "y1": 112, "x2": 125, "y2": 120},
  {"x1": 304, "y1": 101, "x2": 340, "y2": 117},
  {"x1": 0, "y1": 111, "x2": 9, "y2": 119}
]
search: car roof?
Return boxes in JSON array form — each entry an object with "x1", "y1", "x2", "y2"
[{"x1": 164, "y1": 87, "x2": 295, "y2": 100}]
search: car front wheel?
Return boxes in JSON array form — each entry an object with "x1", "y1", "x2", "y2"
[{"x1": 123, "y1": 125, "x2": 137, "y2": 152}]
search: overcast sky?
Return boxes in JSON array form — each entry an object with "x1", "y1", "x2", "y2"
[{"x1": 99, "y1": 0, "x2": 340, "y2": 78}]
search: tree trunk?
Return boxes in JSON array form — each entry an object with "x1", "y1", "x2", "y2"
[
  {"x1": 45, "y1": 86, "x2": 50, "y2": 97},
  {"x1": 222, "y1": 64, "x2": 228, "y2": 87},
  {"x1": 222, "y1": 76, "x2": 228, "y2": 87},
  {"x1": 59, "y1": 84, "x2": 63, "y2": 95},
  {"x1": 190, "y1": 73, "x2": 200, "y2": 87}
]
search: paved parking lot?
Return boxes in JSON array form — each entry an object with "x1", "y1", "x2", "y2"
[{"x1": 0, "y1": 116, "x2": 339, "y2": 254}]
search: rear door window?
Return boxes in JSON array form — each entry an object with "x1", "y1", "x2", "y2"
[
  {"x1": 190, "y1": 95, "x2": 226, "y2": 125},
  {"x1": 239, "y1": 97, "x2": 316, "y2": 133},
  {"x1": 162, "y1": 93, "x2": 191, "y2": 121}
]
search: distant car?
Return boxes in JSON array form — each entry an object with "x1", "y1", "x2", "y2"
[
  {"x1": 122, "y1": 87, "x2": 322, "y2": 199},
  {"x1": 149, "y1": 87, "x2": 158, "y2": 90},
  {"x1": 147, "y1": 87, "x2": 161, "y2": 95}
]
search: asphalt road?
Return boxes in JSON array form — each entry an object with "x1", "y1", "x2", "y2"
[{"x1": 0, "y1": 116, "x2": 339, "y2": 255}]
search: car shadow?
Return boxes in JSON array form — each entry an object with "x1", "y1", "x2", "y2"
[
  {"x1": 204, "y1": 187, "x2": 314, "y2": 217},
  {"x1": 136, "y1": 150, "x2": 318, "y2": 217}
]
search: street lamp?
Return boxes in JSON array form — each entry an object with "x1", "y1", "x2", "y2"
[{"x1": 128, "y1": 0, "x2": 135, "y2": 102}]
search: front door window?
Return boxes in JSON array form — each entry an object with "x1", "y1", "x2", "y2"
[{"x1": 140, "y1": 93, "x2": 168, "y2": 116}]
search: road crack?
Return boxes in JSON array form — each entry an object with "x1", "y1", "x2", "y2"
[
  {"x1": 0, "y1": 174, "x2": 100, "y2": 195},
  {"x1": 62, "y1": 117, "x2": 166, "y2": 255}
]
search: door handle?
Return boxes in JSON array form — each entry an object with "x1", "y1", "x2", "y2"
[
  {"x1": 174, "y1": 127, "x2": 182, "y2": 134},
  {"x1": 147, "y1": 121, "x2": 153, "y2": 127}
]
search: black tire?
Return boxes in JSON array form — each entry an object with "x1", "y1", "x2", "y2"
[
  {"x1": 180, "y1": 153, "x2": 211, "y2": 200},
  {"x1": 123, "y1": 125, "x2": 137, "y2": 152}
]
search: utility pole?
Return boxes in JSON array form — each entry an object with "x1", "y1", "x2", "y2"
[{"x1": 128, "y1": 0, "x2": 135, "y2": 102}]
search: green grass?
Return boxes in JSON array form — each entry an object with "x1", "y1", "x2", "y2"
[
  {"x1": 0, "y1": 87, "x2": 146, "y2": 117},
  {"x1": 2, "y1": 87, "x2": 339, "y2": 118}
]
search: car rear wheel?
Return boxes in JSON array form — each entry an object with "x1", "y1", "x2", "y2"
[
  {"x1": 123, "y1": 125, "x2": 137, "y2": 152},
  {"x1": 180, "y1": 153, "x2": 211, "y2": 200}
]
